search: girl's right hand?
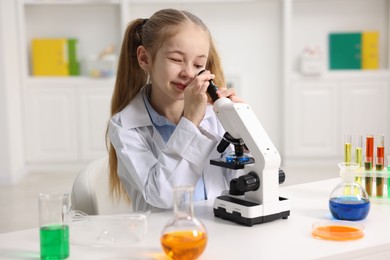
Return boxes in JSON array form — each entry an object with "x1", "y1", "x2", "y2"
[{"x1": 183, "y1": 70, "x2": 215, "y2": 126}]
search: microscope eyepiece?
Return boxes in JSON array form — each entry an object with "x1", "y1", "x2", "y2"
[
  {"x1": 207, "y1": 80, "x2": 219, "y2": 102},
  {"x1": 197, "y1": 69, "x2": 219, "y2": 102}
]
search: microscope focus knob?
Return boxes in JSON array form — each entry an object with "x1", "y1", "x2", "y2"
[
  {"x1": 279, "y1": 169, "x2": 286, "y2": 184},
  {"x1": 229, "y1": 172, "x2": 260, "y2": 195}
]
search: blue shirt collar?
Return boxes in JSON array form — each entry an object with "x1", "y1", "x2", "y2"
[{"x1": 142, "y1": 85, "x2": 175, "y2": 128}]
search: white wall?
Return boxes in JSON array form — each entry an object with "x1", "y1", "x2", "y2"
[
  {"x1": 0, "y1": 0, "x2": 26, "y2": 184},
  {"x1": 0, "y1": 0, "x2": 9, "y2": 178}
]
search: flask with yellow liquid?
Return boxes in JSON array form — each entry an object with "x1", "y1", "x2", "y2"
[{"x1": 161, "y1": 185, "x2": 207, "y2": 260}]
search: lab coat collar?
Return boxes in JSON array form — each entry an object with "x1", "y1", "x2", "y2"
[
  {"x1": 119, "y1": 88, "x2": 151, "y2": 129},
  {"x1": 119, "y1": 86, "x2": 215, "y2": 130}
]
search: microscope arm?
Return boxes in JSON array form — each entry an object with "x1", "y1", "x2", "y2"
[{"x1": 212, "y1": 97, "x2": 283, "y2": 216}]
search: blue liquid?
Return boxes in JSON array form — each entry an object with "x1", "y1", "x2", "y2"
[
  {"x1": 329, "y1": 197, "x2": 370, "y2": 221},
  {"x1": 226, "y1": 155, "x2": 250, "y2": 164}
]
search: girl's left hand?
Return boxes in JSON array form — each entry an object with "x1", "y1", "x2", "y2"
[{"x1": 216, "y1": 87, "x2": 245, "y2": 103}]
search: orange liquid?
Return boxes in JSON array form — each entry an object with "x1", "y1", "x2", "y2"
[
  {"x1": 376, "y1": 146, "x2": 385, "y2": 197},
  {"x1": 161, "y1": 231, "x2": 207, "y2": 260},
  {"x1": 366, "y1": 136, "x2": 374, "y2": 163},
  {"x1": 312, "y1": 225, "x2": 364, "y2": 241},
  {"x1": 377, "y1": 146, "x2": 384, "y2": 165}
]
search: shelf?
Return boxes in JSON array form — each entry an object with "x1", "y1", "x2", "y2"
[
  {"x1": 290, "y1": 70, "x2": 390, "y2": 81},
  {"x1": 22, "y1": 0, "x2": 121, "y2": 5},
  {"x1": 126, "y1": 0, "x2": 260, "y2": 3},
  {"x1": 24, "y1": 76, "x2": 116, "y2": 86},
  {"x1": 289, "y1": 0, "x2": 390, "y2": 74},
  {"x1": 19, "y1": 0, "x2": 122, "y2": 78},
  {"x1": 22, "y1": 0, "x2": 259, "y2": 4}
]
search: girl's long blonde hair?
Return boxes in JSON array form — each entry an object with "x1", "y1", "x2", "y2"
[{"x1": 107, "y1": 8, "x2": 226, "y2": 201}]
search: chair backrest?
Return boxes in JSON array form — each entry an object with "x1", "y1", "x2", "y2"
[{"x1": 71, "y1": 157, "x2": 132, "y2": 215}]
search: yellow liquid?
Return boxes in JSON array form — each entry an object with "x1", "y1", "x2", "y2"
[
  {"x1": 343, "y1": 143, "x2": 352, "y2": 194},
  {"x1": 161, "y1": 231, "x2": 207, "y2": 260},
  {"x1": 354, "y1": 147, "x2": 363, "y2": 191},
  {"x1": 355, "y1": 148, "x2": 362, "y2": 167},
  {"x1": 344, "y1": 143, "x2": 352, "y2": 163}
]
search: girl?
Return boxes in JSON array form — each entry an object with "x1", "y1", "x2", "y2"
[{"x1": 108, "y1": 8, "x2": 243, "y2": 211}]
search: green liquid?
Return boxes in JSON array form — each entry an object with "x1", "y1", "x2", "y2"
[
  {"x1": 388, "y1": 166, "x2": 390, "y2": 198},
  {"x1": 40, "y1": 225, "x2": 69, "y2": 259}
]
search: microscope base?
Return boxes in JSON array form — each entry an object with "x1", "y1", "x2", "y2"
[{"x1": 213, "y1": 195, "x2": 290, "y2": 227}]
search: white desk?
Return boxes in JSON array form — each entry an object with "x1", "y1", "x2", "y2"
[{"x1": 1, "y1": 178, "x2": 390, "y2": 260}]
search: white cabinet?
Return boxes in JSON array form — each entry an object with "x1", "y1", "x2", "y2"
[
  {"x1": 286, "y1": 81, "x2": 338, "y2": 159},
  {"x1": 25, "y1": 83, "x2": 78, "y2": 162},
  {"x1": 285, "y1": 77, "x2": 389, "y2": 166},
  {"x1": 79, "y1": 85, "x2": 113, "y2": 161},
  {"x1": 24, "y1": 79, "x2": 114, "y2": 163}
]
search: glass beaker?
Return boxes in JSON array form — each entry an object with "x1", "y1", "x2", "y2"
[
  {"x1": 39, "y1": 192, "x2": 70, "y2": 259},
  {"x1": 329, "y1": 163, "x2": 370, "y2": 221},
  {"x1": 160, "y1": 185, "x2": 207, "y2": 260}
]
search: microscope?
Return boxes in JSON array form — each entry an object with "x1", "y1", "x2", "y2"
[{"x1": 207, "y1": 79, "x2": 290, "y2": 227}]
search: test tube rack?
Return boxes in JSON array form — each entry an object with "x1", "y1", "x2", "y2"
[{"x1": 353, "y1": 167, "x2": 390, "y2": 204}]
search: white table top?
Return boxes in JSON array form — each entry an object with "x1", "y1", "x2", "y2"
[{"x1": 1, "y1": 178, "x2": 390, "y2": 260}]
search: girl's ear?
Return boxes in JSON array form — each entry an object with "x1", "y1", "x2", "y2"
[{"x1": 137, "y1": 46, "x2": 151, "y2": 71}]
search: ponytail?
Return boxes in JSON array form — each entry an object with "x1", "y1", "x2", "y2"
[
  {"x1": 111, "y1": 19, "x2": 147, "y2": 115},
  {"x1": 108, "y1": 19, "x2": 147, "y2": 202}
]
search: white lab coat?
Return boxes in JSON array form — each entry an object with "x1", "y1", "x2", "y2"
[{"x1": 109, "y1": 86, "x2": 240, "y2": 211}]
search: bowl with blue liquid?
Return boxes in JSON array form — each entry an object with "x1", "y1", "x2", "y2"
[{"x1": 329, "y1": 163, "x2": 370, "y2": 221}]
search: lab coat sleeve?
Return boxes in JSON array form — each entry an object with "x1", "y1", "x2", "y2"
[
  {"x1": 167, "y1": 117, "x2": 219, "y2": 169},
  {"x1": 109, "y1": 116, "x2": 218, "y2": 209}
]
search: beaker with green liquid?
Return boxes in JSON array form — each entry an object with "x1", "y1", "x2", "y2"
[{"x1": 38, "y1": 192, "x2": 70, "y2": 259}]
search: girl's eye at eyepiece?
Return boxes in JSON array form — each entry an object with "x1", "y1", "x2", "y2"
[{"x1": 198, "y1": 69, "x2": 206, "y2": 76}]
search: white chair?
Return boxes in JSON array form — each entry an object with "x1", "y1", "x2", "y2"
[{"x1": 71, "y1": 157, "x2": 133, "y2": 215}]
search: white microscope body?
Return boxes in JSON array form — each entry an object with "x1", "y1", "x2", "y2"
[{"x1": 211, "y1": 96, "x2": 290, "y2": 226}]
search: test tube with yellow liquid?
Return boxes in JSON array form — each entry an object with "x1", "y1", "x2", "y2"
[
  {"x1": 344, "y1": 134, "x2": 352, "y2": 163},
  {"x1": 355, "y1": 135, "x2": 363, "y2": 184},
  {"x1": 353, "y1": 135, "x2": 363, "y2": 194},
  {"x1": 343, "y1": 134, "x2": 352, "y2": 195},
  {"x1": 376, "y1": 134, "x2": 384, "y2": 197}
]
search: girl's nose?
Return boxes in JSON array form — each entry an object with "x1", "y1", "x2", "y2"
[{"x1": 179, "y1": 65, "x2": 195, "y2": 80}]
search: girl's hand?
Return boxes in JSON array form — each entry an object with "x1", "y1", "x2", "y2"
[
  {"x1": 217, "y1": 87, "x2": 245, "y2": 103},
  {"x1": 183, "y1": 70, "x2": 215, "y2": 126}
]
